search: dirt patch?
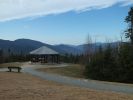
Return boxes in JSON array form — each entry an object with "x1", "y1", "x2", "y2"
[{"x1": 0, "y1": 72, "x2": 132, "y2": 100}]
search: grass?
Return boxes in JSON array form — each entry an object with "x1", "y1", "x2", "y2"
[
  {"x1": 0, "y1": 72, "x2": 133, "y2": 100},
  {"x1": 0, "y1": 62, "x2": 24, "y2": 68},
  {"x1": 39, "y1": 64, "x2": 85, "y2": 78}
]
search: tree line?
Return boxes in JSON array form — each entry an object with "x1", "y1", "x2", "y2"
[
  {"x1": 0, "y1": 49, "x2": 30, "y2": 63},
  {"x1": 85, "y1": 7, "x2": 133, "y2": 83},
  {"x1": 61, "y1": 7, "x2": 133, "y2": 83}
]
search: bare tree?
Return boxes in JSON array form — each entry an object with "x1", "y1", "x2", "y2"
[{"x1": 84, "y1": 34, "x2": 93, "y2": 63}]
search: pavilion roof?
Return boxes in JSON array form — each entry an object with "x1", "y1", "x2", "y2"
[{"x1": 30, "y1": 46, "x2": 59, "y2": 55}]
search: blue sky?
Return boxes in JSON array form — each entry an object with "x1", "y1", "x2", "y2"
[{"x1": 0, "y1": 0, "x2": 132, "y2": 45}]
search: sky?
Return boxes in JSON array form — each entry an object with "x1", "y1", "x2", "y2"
[{"x1": 0, "y1": 0, "x2": 133, "y2": 45}]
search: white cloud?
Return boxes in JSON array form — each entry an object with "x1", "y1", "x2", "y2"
[{"x1": 0, "y1": 0, "x2": 132, "y2": 22}]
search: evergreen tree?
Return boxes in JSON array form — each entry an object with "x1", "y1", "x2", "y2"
[
  {"x1": 125, "y1": 7, "x2": 133, "y2": 44},
  {"x1": 84, "y1": 6, "x2": 133, "y2": 83},
  {"x1": 0, "y1": 49, "x2": 4, "y2": 63},
  {"x1": 118, "y1": 44, "x2": 133, "y2": 82}
]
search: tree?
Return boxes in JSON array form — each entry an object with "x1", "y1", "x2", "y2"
[
  {"x1": 83, "y1": 34, "x2": 94, "y2": 65},
  {"x1": 85, "y1": 34, "x2": 93, "y2": 55},
  {"x1": 8, "y1": 48, "x2": 11, "y2": 56},
  {"x1": 84, "y1": 6, "x2": 133, "y2": 83},
  {"x1": 125, "y1": 7, "x2": 133, "y2": 44},
  {"x1": 117, "y1": 43, "x2": 133, "y2": 83},
  {"x1": 0, "y1": 49, "x2": 4, "y2": 63}
]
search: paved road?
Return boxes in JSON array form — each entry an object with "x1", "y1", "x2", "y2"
[{"x1": 21, "y1": 64, "x2": 133, "y2": 94}]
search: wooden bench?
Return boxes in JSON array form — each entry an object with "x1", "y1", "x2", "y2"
[{"x1": 8, "y1": 67, "x2": 22, "y2": 73}]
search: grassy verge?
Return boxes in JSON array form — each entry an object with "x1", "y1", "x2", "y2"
[{"x1": 38, "y1": 64, "x2": 85, "y2": 78}]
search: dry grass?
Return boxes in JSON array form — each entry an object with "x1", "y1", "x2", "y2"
[
  {"x1": 38, "y1": 64, "x2": 85, "y2": 78},
  {"x1": 0, "y1": 72, "x2": 133, "y2": 100}
]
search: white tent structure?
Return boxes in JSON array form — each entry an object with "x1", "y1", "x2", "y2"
[{"x1": 30, "y1": 46, "x2": 60, "y2": 63}]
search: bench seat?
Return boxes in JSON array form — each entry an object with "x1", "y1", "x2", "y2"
[{"x1": 8, "y1": 67, "x2": 22, "y2": 73}]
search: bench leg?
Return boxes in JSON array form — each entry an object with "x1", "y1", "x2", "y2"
[
  {"x1": 18, "y1": 69, "x2": 20, "y2": 73},
  {"x1": 9, "y1": 69, "x2": 11, "y2": 72}
]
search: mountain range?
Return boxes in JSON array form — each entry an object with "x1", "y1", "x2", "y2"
[
  {"x1": 0, "y1": 39, "x2": 120, "y2": 56},
  {"x1": 0, "y1": 39, "x2": 84, "y2": 55}
]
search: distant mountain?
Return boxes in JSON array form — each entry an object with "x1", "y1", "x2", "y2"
[
  {"x1": 0, "y1": 38, "x2": 121, "y2": 56},
  {"x1": 54, "y1": 44, "x2": 83, "y2": 55},
  {"x1": 0, "y1": 39, "x2": 83, "y2": 55}
]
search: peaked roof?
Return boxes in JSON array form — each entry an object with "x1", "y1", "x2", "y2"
[{"x1": 30, "y1": 46, "x2": 59, "y2": 55}]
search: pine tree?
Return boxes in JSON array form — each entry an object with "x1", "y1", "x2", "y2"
[
  {"x1": 125, "y1": 7, "x2": 133, "y2": 44},
  {"x1": 0, "y1": 49, "x2": 4, "y2": 63}
]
